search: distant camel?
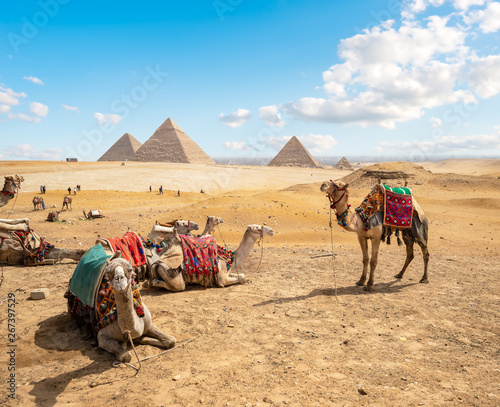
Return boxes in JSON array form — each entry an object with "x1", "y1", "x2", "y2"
[
  {"x1": 62, "y1": 195, "x2": 72, "y2": 211},
  {"x1": 1, "y1": 176, "x2": 24, "y2": 209},
  {"x1": 320, "y1": 180, "x2": 429, "y2": 291},
  {"x1": 33, "y1": 196, "x2": 44, "y2": 211}
]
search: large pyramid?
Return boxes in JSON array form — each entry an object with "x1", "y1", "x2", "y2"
[
  {"x1": 97, "y1": 133, "x2": 142, "y2": 161},
  {"x1": 132, "y1": 118, "x2": 215, "y2": 164},
  {"x1": 268, "y1": 136, "x2": 320, "y2": 168}
]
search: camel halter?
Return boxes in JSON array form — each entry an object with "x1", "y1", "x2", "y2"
[{"x1": 3, "y1": 179, "x2": 21, "y2": 219}]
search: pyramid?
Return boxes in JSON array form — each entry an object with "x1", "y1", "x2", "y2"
[
  {"x1": 131, "y1": 118, "x2": 215, "y2": 164},
  {"x1": 335, "y1": 156, "x2": 354, "y2": 171},
  {"x1": 268, "y1": 136, "x2": 320, "y2": 168},
  {"x1": 97, "y1": 133, "x2": 142, "y2": 161}
]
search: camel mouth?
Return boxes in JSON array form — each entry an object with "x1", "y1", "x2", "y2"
[{"x1": 320, "y1": 182, "x2": 331, "y2": 193}]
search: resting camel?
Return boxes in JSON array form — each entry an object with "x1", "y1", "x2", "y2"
[
  {"x1": 199, "y1": 216, "x2": 224, "y2": 236},
  {"x1": 82, "y1": 209, "x2": 104, "y2": 219},
  {"x1": 0, "y1": 176, "x2": 24, "y2": 208},
  {"x1": 46, "y1": 210, "x2": 61, "y2": 222},
  {"x1": 96, "y1": 255, "x2": 176, "y2": 362},
  {"x1": 320, "y1": 180, "x2": 429, "y2": 291},
  {"x1": 33, "y1": 196, "x2": 44, "y2": 211},
  {"x1": 146, "y1": 224, "x2": 274, "y2": 292},
  {"x1": 62, "y1": 195, "x2": 72, "y2": 211},
  {"x1": 0, "y1": 218, "x2": 84, "y2": 265}
]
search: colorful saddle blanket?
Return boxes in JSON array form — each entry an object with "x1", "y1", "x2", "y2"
[
  {"x1": 355, "y1": 184, "x2": 413, "y2": 229},
  {"x1": 95, "y1": 278, "x2": 144, "y2": 330},
  {"x1": 107, "y1": 231, "x2": 147, "y2": 267}
]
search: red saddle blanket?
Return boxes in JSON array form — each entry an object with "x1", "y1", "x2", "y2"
[
  {"x1": 179, "y1": 235, "x2": 219, "y2": 276},
  {"x1": 108, "y1": 231, "x2": 147, "y2": 267},
  {"x1": 383, "y1": 189, "x2": 413, "y2": 228}
]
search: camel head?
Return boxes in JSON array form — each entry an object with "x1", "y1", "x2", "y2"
[
  {"x1": 3, "y1": 175, "x2": 24, "y2": 191},
  {"x1": 320, "y1": 180, "x2": 349, "y2": 196},
  {"x1": 207, "y1": 216, "x2": 224, "y2": 226},
  {"x1": 104, "y1": 255, "x2": 135, "y2": 293},
  {"x1": 247, "y1": 224, "x2": 274, "y2": 238}
]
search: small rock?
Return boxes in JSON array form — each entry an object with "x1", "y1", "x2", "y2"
[
  {"x1": 31, "y1": 288, "x2": 49, "y2": 300},
  {"x1": 358, "y1": 385, "x2": 367, "y2": 395},
  {"x1": 172, "y1": 375, "x2": 181, "y2": 381}
]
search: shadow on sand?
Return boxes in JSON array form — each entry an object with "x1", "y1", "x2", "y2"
[
  {"x1": 252, "y1": 278, "x2": 419, "y2": 307},
  {"x1": 29, "y1": 313, "x2": 136, "y2": 407}
]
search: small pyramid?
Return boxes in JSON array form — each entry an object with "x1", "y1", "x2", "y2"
[
  {"x1": 268, "y1": 136, "x2": 320, "y2": 168},
  {"x1": 335, "y1": 156, "x2": 354, "y2": 171},
  {"x1": 132, "y1": 118, "x2": 214, "y2": 164},
  {"x1": 97, "y1": 133, "x2": 142, "y2": 161}
]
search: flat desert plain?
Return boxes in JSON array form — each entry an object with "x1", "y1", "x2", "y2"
[{"x1": 1, "y1": 159, "x2": 499, "y2": 406}]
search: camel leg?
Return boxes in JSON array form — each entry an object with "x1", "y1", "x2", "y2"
[
  {"x1": 154, "y1": 265, "x2": 186, "y2": 292},
  {"x1": 364, "y1": 237, "x2": 381, "y2": 292},
  {"x1": 416, "y1": 241, "x2": 430, "y2": 283},
  {"x1": 394, "y1": 240, "x2": 414, "y2": 279},
  {"x1": 98, "y1": 333, "x2": 131, "y2": 363},
  {"x1": 356, "y1": 236, "x2": 369, "y2": 287},
  {"x1": 135, "y1": 323, "x2": 176, "y2": 349},
  {"x1": 218, "y1": 269, "x2": 246, "y2": 287}
]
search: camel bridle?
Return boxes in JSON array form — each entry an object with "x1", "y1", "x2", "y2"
[{"x1": 326, "y1": 180, "x2": 349, "y2": 211}]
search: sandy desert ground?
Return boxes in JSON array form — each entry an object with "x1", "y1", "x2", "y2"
[{"x1": 0, "y1": 159, "x2": 499, "y2": 406}]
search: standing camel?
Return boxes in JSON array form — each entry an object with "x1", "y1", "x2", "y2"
[
  {"x1": 146, "y1": 224, "x2": 274, "y2": 292},
  {"x1": 1, "y1": 176, "x2": 24, "y2": 208},
  {"x1": 33, "y1": 196, "x2": 44, "y2": 211},
  {"x1": 62, "y1": 195, "x2": 72, "y2": 211},
  {"x1": 320, "y1": 180, "x2": 429, "y2": 291}
]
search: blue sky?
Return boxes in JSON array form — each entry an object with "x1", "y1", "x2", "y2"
[{"x1": 1, "y1": 0, "x2": 500, "y2": 162}]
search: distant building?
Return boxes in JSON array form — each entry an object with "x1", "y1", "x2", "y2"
[{"x1": 66, "y1": 158, "x2": 78, "y2": 162}]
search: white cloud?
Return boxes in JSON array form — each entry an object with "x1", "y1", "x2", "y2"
[
  {"x1": 30, "y1": 102, "x2": 49, "y2": 117},
  {"x1": 453, "y1": 0, "x2": 486, "y2": 11},
  {"x1": 282, "y1": 2, "x2": 500, "y2": 129},
  {"x1": 223, "y1": 141, "x2": 251, "y2": 151},
  {"x1": 94, "y1": 112, "x2": 122, "y2": 126},
  {"x1": 61, "y1": 104, "x2": 80, "y2": 112},
  {"x1": 464, "y1": 1, "x2": 500, "y2": 33},
  {"x1": 4, "y1": 144, "x2": 62, "y2": 160},
  {"x1": 0, "y1": 105, "x2": 11, "y2": 113},
  {"x1": 7, "y1": 113, "x2": 41, "y2": 123},
  {"x1": 22, "y1": 76, "x2": 44, "y2": 85},
  {"x1": 258, "y1": 105, "x2": 285, "y2": 127},
  {"x1": 219, "y1": 108, "x2": 251, "y2": 128},
  {"x1": 430, "y1": 117, "x2": 443, "y2": 127},
  {"x1": 0, "y1": 86, "x2": 26, "y2": 106},
  {"x1": 297, "y1": 134, "x2": 338, "y2": 153}
]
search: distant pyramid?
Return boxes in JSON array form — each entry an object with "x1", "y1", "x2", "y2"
[
  {"x1": 335, "y1": 156, "x2": 354, "y2": 171},
  {"x1": 97, "y1": 133, "x2": 142, "y2": 161},
  {"x1": 268, "y1": 136, "x2": 320, "y2": 168},
  {"x1": 132, "y1": 118, "x2": 215, "y2": 164}
]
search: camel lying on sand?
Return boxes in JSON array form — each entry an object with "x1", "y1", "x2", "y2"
[
  {"x1": 66, "y1": 251, "x2": 176, "y2": 362},
  {"x1": 199, "y1": 216, "x2": 224, "y2": 236},
  {"x1": 0, "y1": 176, "x2": 24, "y2": 209},
  {"x1": 46, "y1": 210, "x2": 61, "y2": 222},
  {"x1": 145, "y1": 224, "x2": 274, "y2": 292},
  {"x1": 82, "y1": 209, "x2": 104, "y2": 219},
  {"x1": 320, "y1": 180, "x2": 429, "y2": 291},
  {"x1": 0, "y1": 218, "x2": 84, "y2": 265}
]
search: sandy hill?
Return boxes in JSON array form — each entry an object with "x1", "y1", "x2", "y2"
[
  {"x1": 97, "y1": 133, "x2": 142, "y2": 161},
  {"x1": 132, "y1": 118, "x2": 214, "y2": 164},
  {"x1": 268, "y1": 136, "x2": 320, "y2": 168}
]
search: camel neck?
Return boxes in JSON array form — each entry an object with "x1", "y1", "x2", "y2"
[
  {"x1": 113, "y1": 284, "x2": 135, "y2": 332},
  {"x1": 333, "y1": 195, "x2": 360, "y2": 233},
  {"x1": 233, "y1": 230, "x2": 258, "y2": 268}
]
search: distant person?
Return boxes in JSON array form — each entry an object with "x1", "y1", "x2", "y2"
[
  {"x1": 67, "y1": 187, "x2": 71, "y2": 195},
  {"x1": 177, "y1": 190, "x2": 180, "y2": 197},
  {"x1": 42, "y1": 185, "x2": 46, "y2": 194},
  {"x1": 73, "y1": 187, "x2": 77, "y2": 195},
  {"x1": 149, "y1": 185, "x2": 152, "y2": 192},
  {"x1": 40, "y1": 185, "x2": 43, "y2": 193},
  {"x1": 159, "y1": 186, "x2": 163, "y2": 194}
]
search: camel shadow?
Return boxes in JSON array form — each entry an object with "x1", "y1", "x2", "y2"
[
  {"x1": 29, "y1": 313, "x2": 133, "y2": 407},
  {"x1": 253, "y1": 279, "x2": 419, "y2": 307}
]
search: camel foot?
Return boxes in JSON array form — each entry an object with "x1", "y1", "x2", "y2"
[
  {"x1": 394, "y1": 273, "x2": 403, "y2": 279},
  {"x1": 142, "y1": 280, "x2": 151, "y2": 290},
  {"x1": 355, "y1": 280, "x2": 366, "y2": 286},
  {"x1": 419, "y1": 278, "x2": 429, "y2": 284},
  {"x1": 118, "y1": 350, "x2": 131, "y2": 363},
  {"x1": 363, "y1": 285, "x2": 374, "y2": 292}
]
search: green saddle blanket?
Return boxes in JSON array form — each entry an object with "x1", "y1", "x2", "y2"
[{"x1": 69, "y1": 245, "x2": 111, "y2": 307}]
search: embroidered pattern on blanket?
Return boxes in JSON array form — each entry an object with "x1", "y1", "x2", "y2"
[
  {"x1": 95, "y1": 279, "x2": 144, "y2": 330},
  {"x1": 13, "y1": 229, "x2": 54, "y2": 264},
  {"x1": 217, "y1": 245, "x2": 234, "y2": 270},
  {"x1": 383, "y1": 189, "x2": 413, "y2": 228},
  {"x1": 179, "y1": 235, "x2": 219, "y2": 276},
  {"x1": 107, "y1": 231, "x2": 147, "y2": 267},
  {"x1": 355, "y1": 184, "x2": 384, "y2": 227}
]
